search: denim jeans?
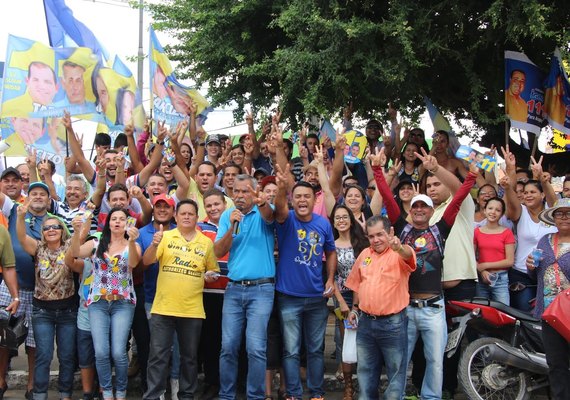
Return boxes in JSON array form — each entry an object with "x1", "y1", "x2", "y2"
[
  {"x1": 88, "y1": 299, "x2": 135, "y2": 399},
  {"x1": 144, "y1": 315, "x2": 202, "y2": 400},
  {"x1": 278, "y1": 294, "x2": 329, "y2": 398},
  {"x1": 356, "y1": 310, "x2": 408, "y2": 400},
  {"x1": 476, "y1": 271, "x2": 510, "y2": 305},
  {"x1": 405, "y1": 299, "x2": 446, "y2": 400},
  {"x1": 219, "y1": 282, "x2": 274, "y2": 400},
  {"x1": 32, "y1": 306, "x2": 77, "y2": 400},
  {"x1": 508, "y1": 269, "x2": 536, "y2": 312}
]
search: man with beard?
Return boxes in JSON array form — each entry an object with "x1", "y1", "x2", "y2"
[
  {"x1": 136, "y1": 194, "x2": 178, "y2": 395},
  {"x1": 0, "y1": 181, "x2": 54, "y2": 397},
  {"x1": 51, "y1": 174, "x2": 95, "y2": 233},
  {"x1": 215, "y1": 175, "x2": 275, "y2": 400},
  {"x1": 0, "y1": 168, "x2": 25, "y2": 203}
]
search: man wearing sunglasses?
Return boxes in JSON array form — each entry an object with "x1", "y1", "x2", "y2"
[{"x1": 0, "y1": 181, "x2": 52, "y2": 398}]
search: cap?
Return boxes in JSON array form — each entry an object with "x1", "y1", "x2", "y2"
[
  {"x1": 410, "y1": 194, "x2": 434, "y2": 208},
  {"x1": 253, "y1": 167, "x2": 270, "y2": 179},
  {"x1": 260, "y1": 175, "x2": 276, "y2": 189},
  {"x1": 205, "y1": 134, "x2": 221, "y2": 145},
  {"x1": 1, "y1": 167, "x2": 22, "y2": 180},
  {"x1": 539, "y1": 198, "x2": 570, "y2": 226},
  {"x1": 302, "y1": 160, "x2": 319, "y2": 174},
  {"x1": 28, "y1": 181, "x2": 50, "y2": 195},
  {"x1": 366, "y1": 119, "x2": 382, "y2": 129},
  {"x1": 152, "y1": 193, "x2": 175, "y2": 208}
]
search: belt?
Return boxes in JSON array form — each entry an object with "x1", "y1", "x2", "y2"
[
  {"x1": 102, "y1": 294, "x2": 124, "y2": 302},
  {"x1": 361, "y1": 309, "x2": 403, "y2": 320},
  {"x1": 229, "y1": 278, "x2": 275, "y2": 286},
  {"x1": 409, "y1": 295, "x2": 443, "y2": 309}
]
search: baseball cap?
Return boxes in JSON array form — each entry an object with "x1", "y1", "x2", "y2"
[
  {"x1": 205, "y1": 134, "x2": 221, "y2": 145},
  {"x1": 152, "y1": 193, "x2": 175, "y2": 208},
  {"x1": 260, "y1": 175, "x2": 276, "y2": 189},
  {"x1": 410, "y1": 194, "x2": 434, "y2": 208},
  {"x1": 28, "y1": 181, "x2": 50, "y2": 194},
  {"x1": 1, "y1": 167, "x2": 22, "y2": 180}
]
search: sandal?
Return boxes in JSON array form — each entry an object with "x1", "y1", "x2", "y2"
[{"x1": 335, "y1": 369, "x2": 344, "y2": 383}]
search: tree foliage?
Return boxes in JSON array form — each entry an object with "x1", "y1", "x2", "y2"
[{"x1": 148, "y1": 0, "x2": 570, "y2": 138}]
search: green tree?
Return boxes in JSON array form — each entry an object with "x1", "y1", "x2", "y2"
[{"x1": 148, "y1": 0, "x2": 570, "y2": 137}]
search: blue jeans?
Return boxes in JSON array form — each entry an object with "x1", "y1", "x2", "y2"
[
  {"x1": 405, "y1": 299, "x2": 446, "y2": 400},
  {"x1": 509, "y1": 269, "x2": 536, "y2": 312},
  {"x1": 89, "y1": 299, "x2": 135, "y2": 399},
  {"x1": 32, "y1": 306, "x2": 77, "y2": 400},
  {"x1": 278, "y1": 294, "x2": 329, "y2": 398},
  {"x1": 476, "y1": 271, "x2": 510, "y2": 305},
  {"x1": 356, "y1": 310, "x2": 408, "y2": 400},
  {"x1": 219, "y1": 282, "x2": 274, "y2": 400}
]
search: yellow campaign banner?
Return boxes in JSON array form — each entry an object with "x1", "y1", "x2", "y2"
[{"x1": 149, "y1": 27, "x2": 209, "y2": 130}]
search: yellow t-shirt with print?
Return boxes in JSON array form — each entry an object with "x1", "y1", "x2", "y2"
[{"x1": 153, "y1": 229, "x2": 219, "y2": 318}]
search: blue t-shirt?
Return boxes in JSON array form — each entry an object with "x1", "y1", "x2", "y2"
[
  {"x1": 275, "y1": 211, "x2": 336, "y2": 297},
  {"x1": 7, "y1": 205, "x2": 47, "y2": 290},
  {"x1": 216, "y1": 206, "x2": 275, "y2": 281},
  {"x1": 136, "y1": 221, "x2": 176, "y2": 304}
]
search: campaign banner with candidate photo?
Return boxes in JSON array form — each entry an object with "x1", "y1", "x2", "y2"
[
  {"x1": 504, "y1": 51, "x2": 545, "y2": 135},
  {"x1": 343, "y1": 130, "x2": 367, "y2": 164},
  {"x1": 149, "y1": 27, "x2": 209, "y2": 131},
  {"x1": 1, "y1": 35, "x2": 101, "y2": 120},
  {"x1": 544, "y1": 49, "x2": 570, "y2": 135}
]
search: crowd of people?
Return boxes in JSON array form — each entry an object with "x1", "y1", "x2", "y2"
[{"x1": 0, "y1": 104, "x2": 569, "y2": 400}]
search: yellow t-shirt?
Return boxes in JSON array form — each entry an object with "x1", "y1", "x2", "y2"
[
  {"x1": 506, "y1": 92, "x2": 528, "y2": 122},
  {"x1": 152, "y1": 229, "x2": 219, "y2": 318}
]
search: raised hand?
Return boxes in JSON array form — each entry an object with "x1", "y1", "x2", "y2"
[
  {"x1": 415, "y1": 147, "x2": 438, "y2": 171},
  {"x1": 17, "y1": 198, "x2": 30, "y2": 217},
  {"x1": 275, "y1": 163, "x2": 289, "y2": 191},
  {"x1": 248, "y1": 184, "x2": 268, "y2": 207},
  {"x1": 411, "y1": 182, "x2": 421, "y2": 197},
  {"x1": 530, "y1": 155, "x2": 544, "y2": 181},
  {"x1": 335, "y1": 133, "x2": 347, "y2": 152},
  {"x1": 62, "y1": 111, "x2": 72, "y2": 130},
  {"x1": 387, "y1": 226, "x2": 402, "y2": 252},
  {"x1": 313, "y1": 144, "x2": 324, "y2": 164},
  {"x1": 124, "y1": 120, "x2": 135, "y2": 137},
  {"x1": 368, "y1": 147, "x2": 386, "y2": 167},
  {"x1": 388, "y1": 159, "x2": 402, "y2": 177},
  {"x1": 25, "y1": 147, "x2": 37, "y2": 167},
  {"x1": 127, "y1": 226, "x2": 140, "y2": 242},
  {"x1": 152, "y1": 224, "x2": 164, "y2": 246},
  {"x1": 500, "y1": 145, "x2": 516, "y2": 170},
  {"x1": 157, "y1": 121, "x2": 168, "y2": 142},
  {"x1": 498, "y1": 173, "x2": 511, "y2": 190},
  {"x1": 245, "y1": 110, "x2": 254, "y2": 127},
  {"x1": 71, "y1": 215, "x2": 84, "y2": 233},
  {"x1": 38, "y1": 158, "x2": 51, "y2": 178},
  {"x1": 129, "y1": 185, "x2": 144, "y2": 200}
]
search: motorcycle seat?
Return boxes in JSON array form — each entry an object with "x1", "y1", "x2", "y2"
[{"x1": 465, "y1": 298, "x2": 541, "y2": 322}]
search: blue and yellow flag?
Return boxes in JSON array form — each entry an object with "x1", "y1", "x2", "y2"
[
  {"x1": 505, "y1": 51, "x2": 545, "y2": 135},
  {"x1": 149, "y1": 27, "x2": 210, "y2": 130},
  {"x1": 424, "y1": 97, "x2": 460, "y2": 154},
  {"x1": 544, "y1": 49, "x2": 570, "y2": 136}
]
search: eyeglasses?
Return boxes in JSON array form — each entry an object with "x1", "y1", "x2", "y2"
[
  {"x1": 334, "y1": 215, "x2": 350, "y2": 221},
  {"x1": 553, "y1": 211, "x2": 570, "y2": 219},
  {"x1": 42, "y1": 225, "x2": 63, "y2": 232}
]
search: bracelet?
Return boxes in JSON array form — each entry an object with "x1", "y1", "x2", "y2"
[
  {"x1": 13, "y1": 298, "x2": 19, "y2": 302},
  {"x1": 97, "y1": 173, "x2": 106, "y2": 178},
  {"x1": 428, "y1": 165, "x2": 439, "y2": 174}
]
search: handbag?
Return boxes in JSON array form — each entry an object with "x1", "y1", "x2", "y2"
[
  {"x1": 541, "y1": 234, "x2": 570, "y2": 342},
  {"x1": 342, "y1": 326, "x2": 358, "y2": 364}
]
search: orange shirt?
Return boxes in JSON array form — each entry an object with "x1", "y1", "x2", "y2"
[{"x1": 345, "y1": 246, "x2": 416, "y2": 316}]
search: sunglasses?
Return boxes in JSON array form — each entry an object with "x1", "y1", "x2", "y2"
[{"x1": 42, "y1": 224, "x2": 63, "y2": 232}]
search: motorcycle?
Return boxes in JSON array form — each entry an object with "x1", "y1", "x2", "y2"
[{"x1": 445, "y1": 298, "x2": 549, "y2": 400}]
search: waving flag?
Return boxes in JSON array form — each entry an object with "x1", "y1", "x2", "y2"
[
  {"x1": 544, "y1": 48, "x2": 570, "y2": 135},
  {"x1": 150, "y1": 26, "x2": 209, "y2": 130},
  {"x1": 424, "y1": 97, "x2": 460, "y2": 154},
  {"x1": 43, "y1": 0, "x2": 108, "y2": 62}
]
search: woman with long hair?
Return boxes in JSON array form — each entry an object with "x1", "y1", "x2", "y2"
[
  {"x1": 474, "y1": 197, "x2": 515, "y2": 304},
  {"x1": 16, "y1": 201, "x2": 83, "y2": 400},
  {"x1": 501, "y1": 149, "x2": 558, "y2": 311},
  {"x1": 70, "y1": 207, "x2": 141, "y2": 400},
  {"x1": 330, "y1": 204, "x2": 369, "y2": 399}
]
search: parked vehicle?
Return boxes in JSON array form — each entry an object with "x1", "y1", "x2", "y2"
[{"x1": 445, "y1": 298, "x2": 549, "y2": 400}]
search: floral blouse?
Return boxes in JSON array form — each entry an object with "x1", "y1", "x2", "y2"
[{"x1": 87, "y1": 244, "x2": 136, "y2": 306}]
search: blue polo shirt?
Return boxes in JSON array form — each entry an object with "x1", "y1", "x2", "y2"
[
  {"x1": 275, "y1": 211, "x2": 335, "y2": 297},
  {"x1": 137, "y1": 221, "x2": 176, "y2": 304},
  {"x1": 216, "y1": 205, "x2": 275, "y2": 281}
]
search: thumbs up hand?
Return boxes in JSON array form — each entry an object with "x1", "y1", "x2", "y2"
[{"x1": 152, "y1": 224, "x2": 164, "y2": 246}]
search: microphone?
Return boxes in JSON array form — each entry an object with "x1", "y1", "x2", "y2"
[{"x1": 232, "y1": 220, "x2": 240, "y2": 236}]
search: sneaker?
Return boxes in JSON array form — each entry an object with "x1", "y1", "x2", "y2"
[{"x1": 170, "y1": 379, "x2": 179, "y2": 400}]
